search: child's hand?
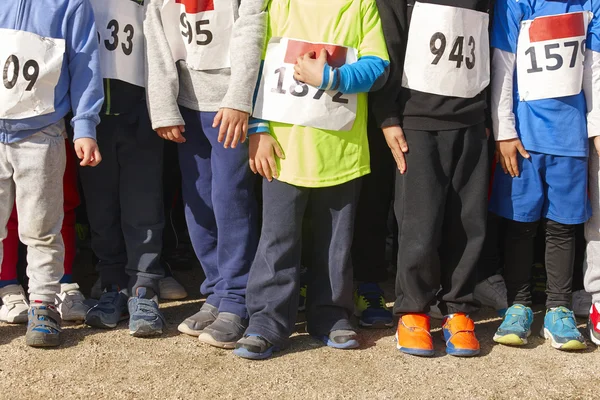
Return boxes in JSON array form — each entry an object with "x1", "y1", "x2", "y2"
[
  {"x1": 74, "y1": 138, "x2": 102, "y2": 167},
  {"x1": 496, "y1": 138, "x2": 530, "y2": 177},
  {"x1": 156, "y1": 125, "x2": 186, "y2": 143},
  {"x1": 213, "y1": 108, "x2": 249, "y2": 148},
  {"x1": 383, "y1": 125, "x2": 409, "y2": 174},
  {"x1": 593, "y1": 136, "x2": 600, "y2": 156},
  {"x1": 294, "y1": 49, "x2": 328, "y2": 88},
  {"x1": 249, "y1": 133, "x2": 285, "y2": 182}
]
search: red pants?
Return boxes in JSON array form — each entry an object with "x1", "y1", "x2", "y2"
[{"x1": 0, "y1": 140, "x2": 79, "y2": 282}]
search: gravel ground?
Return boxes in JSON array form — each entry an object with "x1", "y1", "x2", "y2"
[{"x1": 0, "y1": 265, "x2": 598, "y2": 400}]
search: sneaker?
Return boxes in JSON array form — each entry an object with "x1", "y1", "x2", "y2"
[
  {"x1": 90, "y1": 278, "x2": 102, "y2": 300},
  {"x1": 442, "y1": 313, "x2": 480, "y2": 357},
  {"x1": 159, "y1": 276, "x2": 188, "y2": 300},
  {"x1": 474, "y1": 274, "x2": 508, "y2": 316},
  {"x1": 177, "y1": 303, "x2": 218, "y2": 337},
  {"x1": 0, "y1": 284, "x2": 29, "y2": 324},
  {"x1": 542, "y1": 306, "x2": 587, "y2": 350},
  {"x1": 85, "y1": 286, "x2": 129, "y2": 329},
  {"x1": 395, "y1": 313, "x2": 434, "y2": 357},
  {"x1": 56, "y1": 283, "x2": 89, "y2": 322},
  {"x1": 589, "y1": 303, "x2": 600, "y2": 346},
  {"x1": 128, "y1": 287, "x2": 165, "y2": 337},
  {"x1": 493, "y1": 304, "x2": 534, "y2": 346},
  {"x1": 354, "y1": 283, "x2": 393, "y2": 328},
  {"x1": 233, "y1": 335, "x2": 279, "y2": 360},
  {"x1": 572, "y1": 290, "x2": 593, "y2": 318},
  {"x1": 316, "y1": 329, "x2": 359, "y2": 349},
  {"x1": 198, "y1": 312, "x2": 247, "y2": 349},
  {"x1": 298, "y1": 285, "x2": 307, "y2": 312},
  {"x1": 26, "y1": 302, "x2": 61, "y2": 347}
]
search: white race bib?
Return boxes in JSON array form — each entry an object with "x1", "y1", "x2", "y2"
[
  {"x1": 402, "y1": 2, "x2": 490, "y2": 98},
  {"x1": 0, "y1": 29, "x2": 65, "y2": 119},
  {"x1": 516, "y1": 12, "x2": 591, "y2": 101},
  {"x1": 91, "y1": 0, "x2": 145, "y2": 87},
  {"x1": 161, "y1": 0, "x2": 233, "y2": 71},
  {"x1": 253, "y1": 37, "x2": 358, "y2": 131}
]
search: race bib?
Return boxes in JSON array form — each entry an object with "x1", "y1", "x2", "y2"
[
  {"x1": 91, "y1": 0, "x2": 145, "y2": 87},
  {"x1": 161, "y1": 0, "x2": 233, "y2": 71},
  {"x1": 0, "y1": 29, "x2": 65, "y2": 119},
  {"x1": 253, "y1": 38, "x2": 358, "y2": 131},
  {"x1": 516, "y1": 12, "x2": 591, "y2": 101},
  {"x1": 402, "y1": 2, "x2": 490, "y2": 98}
]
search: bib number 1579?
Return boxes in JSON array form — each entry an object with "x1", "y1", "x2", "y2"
[
  {"x1": 524, "y1": 40, "x2": 586, "y2": 73},
  {"x1": 180, "y1": 13, "x2": 213, "y2": 45}
]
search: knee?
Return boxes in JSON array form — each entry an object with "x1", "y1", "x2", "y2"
[{"x1": 545, "y1": 219, "x2": 576, "y2": 238}]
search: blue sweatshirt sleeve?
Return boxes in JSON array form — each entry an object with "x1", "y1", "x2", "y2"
[
  {"x1": 67, "y1": 0, "x2": 103, "y2": 141},
  {"x1": 318, "y1": 56, "x2": 389, "y2": 94}
]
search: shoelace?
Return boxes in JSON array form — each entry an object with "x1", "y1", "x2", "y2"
[{"x1": 361, "y1": 291, "x2": 386, "y2": 309}]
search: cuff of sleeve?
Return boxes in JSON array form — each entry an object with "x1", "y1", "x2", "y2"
[
  {"x1": 152, "y1": 117, "x2": 185, "y2": 131},
  {"x1": 71, "y1": 118, "x2": 97, "y2": 142},
  {"x1": 319, "y1": 64, "x2": 337, "y2": 91},
  {"x1": 379, "y1": 116, "x2": 401, "y2": 129},
  {"x1": 248, "y1": 120, "x2": 270, "y2": 135},
  {"x1": 220, "y1": 97, "x2": 253, "y2": 115}
]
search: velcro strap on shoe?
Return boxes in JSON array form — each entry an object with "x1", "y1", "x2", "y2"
[{"x1": 31, "y1": 307, "x2": 62, "y2": 332}]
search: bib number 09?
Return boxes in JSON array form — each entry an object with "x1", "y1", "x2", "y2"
[
  {"x1": 430, "y1": 32, "x2": 476, "y2": 69},
  {"x1": 180, "y1": 13, "x2": 213, "y2": 46},
  {"x1": 524, "y1": 39, "x2": 586, "y2": 73},
  {"x1": 271, "y1": 66, "x2": 349, "y2": 104},
  {"x1": 3, "y1": 55, "x2": 39, "y2": 91}
]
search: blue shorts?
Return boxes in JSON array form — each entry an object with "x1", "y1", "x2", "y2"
[{"x1": 489, "y1": 151, "x2": 591, "y2": 224}]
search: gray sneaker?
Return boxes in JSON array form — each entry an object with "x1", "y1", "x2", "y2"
[
  {"x1": 26, "y1": 303, "x2": 62, "y2": 347},
  {"x1": 85, "y1": 287, "x2": 129, "y2": 329},
  {"x1": 474, "y1": 274, "x2": 508, "y2": 316},
  {"x1": 177, "y1": 303, "x2": 218, "y2": 337},
  {"x1": 198, "y1": 312, "x2": 247, "y2": 349}
]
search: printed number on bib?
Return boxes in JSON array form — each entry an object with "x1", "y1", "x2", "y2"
[
  {"x1": 402, "y1": 2, "x2": 490, "y2": 98},
  {"x1": 161, "y1": 0, "x2": 233, "y2": 71},
  {"x1": 516, "y1": 12, "x2": 591, "y2": 101},
  {"x1": 0, "y1": 29, "x2": 64, "y2": 119},
  {"x1": 91, "y1": 0, "x2": 145, "y2": 87},
  {"x1": 253, "y1": 38, "x2": 358, "y2": 131}
]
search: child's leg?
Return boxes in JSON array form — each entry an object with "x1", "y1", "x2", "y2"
[
  {"x1": 79, "y1": 116, "x2": 129, "y2": 291},
  {"x1": 12, "y1": 123, "x2": 66, "y2": 302},
  {"x1": 585, "y1": 151, "x2": 600, "y2": 304},
  {"x1": 544, "y1": 219, "x2": 576, "y2": 308},
  {"x1": 0, "y1": 204, "x2": 19, "y2": 286},
  {"x1": 305, "y1": 179, "x2": 361, "y2": 336},
  {"x1": 61, "y1": 140, "x2": 80, "y2": 283},
  {"x1": 118, "y1": 105, "x2": 165, "y2": 294},
  {"x1": 503, "y1": 220, "x2": 538, "y2": 306},
  {"x1": 246, "y1": 179, "x2": 309, "y2": 349}
]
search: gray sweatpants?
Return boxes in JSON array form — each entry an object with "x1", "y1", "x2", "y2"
[
  {"x1": 585, "y1": 151, "x2": 600, "y2": 303},
  {"x1": 0, "y1": 120, "x2": 66, "y2": 302}
]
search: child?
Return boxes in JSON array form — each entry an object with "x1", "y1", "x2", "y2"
[
  {"x1": 586, "y1": 136, "x2": 600, "y2": 346},
  {"x1": 0, "y1": 140, "x2": 89, "y2": 324},
  {"x1": 144, "y1": 0, "x2": 266, "y2": 347},
  {"x1": 82, "y1": 0, "x2": 169, "y2": 337},
  {"x1": 0, "y1": 0, "x2": 103, "y2": 347},
  {"x1": 374, "y1": 0, "x2": 491, "y2": 357},
  {"x1": 232, "y1": 0, "x2": 390, "y2": 360},
  {"x1": 490, "y1": 0, "x2": 600, "y2": 350}
]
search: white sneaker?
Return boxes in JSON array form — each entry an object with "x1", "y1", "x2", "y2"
[
  {"x1": 159, "y1": 276, "x2": 188, "y2": 300},
  {"x1": 0, "y1": 284, "x2": 29, "y2": 324},
  {"x1": 474, "y1": 274, "x2": 508, "y2": 315},
  {"x1": 572, "y1": 289, "x2": 593, "y2": 318},
  {"x1": 56, "y1": 283, "x2": 90, "y2": 322}
]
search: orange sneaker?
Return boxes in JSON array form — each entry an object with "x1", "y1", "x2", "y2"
[
  {"x1": 442, "y1": 313, "x2": 480, "y2": 357},
  {"x1": 396, "y1": 313, "x2": 435, "y2": 357}
]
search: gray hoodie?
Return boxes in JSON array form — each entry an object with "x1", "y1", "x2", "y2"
[{"x1": 144, "y1": 0, "x2": 268, "y2": 129}]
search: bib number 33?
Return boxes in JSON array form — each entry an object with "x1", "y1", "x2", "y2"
[{"x1": 253, "y1": 37, "x2": 358, "y2": 132}]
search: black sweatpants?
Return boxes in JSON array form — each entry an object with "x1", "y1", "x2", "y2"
[
  {"x1": 394, "y1": 123, "x2": 488, "y2": 315},
  {"x1": 246, "y1": 178, "x2": 360, "y2": 349},
  {"x1": 79, "y1": 104, "x2": 165, "y2": 293},
  {"x1": 351, "y1": 115, "x2": 395, "y2": 283},
  {"x1": 504, "y1": 219, "x2": 576, "y2": 308}
]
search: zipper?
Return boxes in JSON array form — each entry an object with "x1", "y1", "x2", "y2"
[
  {"x1": 14, "y1": 0, "x2": 25, "y2": 30},
  {"x1": 105, "y1": 79, "x2": 112, "y2": 115}
]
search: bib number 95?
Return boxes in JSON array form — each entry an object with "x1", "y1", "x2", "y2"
[{"x1": 180, "y1": 13, "x2": 213, "y2": 46}]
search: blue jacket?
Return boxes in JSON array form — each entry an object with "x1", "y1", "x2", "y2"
[{"x1": 0, "y1": 0, "x2": 103, "y2": 143}]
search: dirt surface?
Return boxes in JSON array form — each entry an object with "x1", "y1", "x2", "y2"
[{"x1": 0, "y1": 264, "x2": 598, "y2": 400}]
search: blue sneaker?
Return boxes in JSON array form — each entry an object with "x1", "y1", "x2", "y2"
[
  {"x1": 316, "y1": 329, "x2": 360, "y2": 349},
  {"x1": 26, "y1": 302, "x2": 62, "y2": 347},
  {"x1": 85, "y1": 286, "x2": 129, "y2": 329},
  {"x1": 542, "y1": 306, "x2": 587, "y2": 350},
  {"x1": 354, "y1": 283, "x2": 393, "y2": 328},
  {"x1": 234, "y1": 335, "x2": 279, "y2": 360},
  {"x1": 128, "y1": 287, "x2": 165, "y2": 337},
  {"x1": 493, "y1": 304, "x2": 534, "y2": 346}
]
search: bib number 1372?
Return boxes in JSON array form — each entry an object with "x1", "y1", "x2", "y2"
[
  {"x1": 524, "y1": 40, "x2": 586, "y2": 73},
  {"x1": 271, "y1": 66, "x2": 349, "y2": 104},
  {"x1": 430, "y1": 32, "x2": 476, "y2": 69}
]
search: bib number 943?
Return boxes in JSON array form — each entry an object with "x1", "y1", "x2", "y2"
[{"x1": 430, "y1": 32, "x2": 476, "y2": 69}]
